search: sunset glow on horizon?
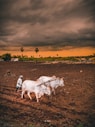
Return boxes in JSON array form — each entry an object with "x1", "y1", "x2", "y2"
[{"x1": 0, "y1": 47, "x2": 95, "y2": 57}]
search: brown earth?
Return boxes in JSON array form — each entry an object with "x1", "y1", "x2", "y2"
[{"x1": 0, "y1": 62, "x2": 95, "y2": 127}]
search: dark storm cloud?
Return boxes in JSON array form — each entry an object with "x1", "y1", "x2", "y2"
[
  {"x1": 83, "y1": 0, "x2": 95, "y2": 19},
  {"x1": 0, "y1": 0, "x2": 95, "y2": 51},
  {"x1": 29, "y1": 0, "x2": 45, "y2": 10}
]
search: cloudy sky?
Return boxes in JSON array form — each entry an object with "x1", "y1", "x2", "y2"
[{"x1": 0, "y1": 0, "x2": 95, "y2": 56}]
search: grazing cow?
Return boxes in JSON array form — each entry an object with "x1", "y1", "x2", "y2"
[
  {"x1": 21, "y1": 80, "x2": 51, "y2": 102},
  {"x1": 38, "y1": 76, "x2": 64, "y2": 94}
]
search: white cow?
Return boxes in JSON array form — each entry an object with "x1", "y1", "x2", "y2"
[
  {"x1": 21, "y1": 80, "x2": 51, "y2": 102},
  {"x1": 38, "y1": 76, "x2": 64, "y2": 95},
  {"x1": 38, "y1": 75, "x2": 56, "y2": 82}
]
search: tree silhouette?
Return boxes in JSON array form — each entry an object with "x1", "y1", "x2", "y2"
[
  {"x1": 35, "y1": 47, "x2": 39, "y2": 54},
  {"x1": 35, "y1": 48, "x2": 39, "y2": 63},
  {"x1": 20, "y1": 47, "x2": 24, "y2": 57},
  {"x1": 35, "y1": 47, "x2": 39, "y2": 57},
  {"x1": 56, "y1": 54, "x2": 59, "y2": 57},
  {"x1": 2, "y1": 53, "x2": 11, "y2": 61}
]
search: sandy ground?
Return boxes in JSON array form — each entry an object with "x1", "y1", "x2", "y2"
[{"x1": 0, "y1": 62, "x2": 95, "y2": 127}]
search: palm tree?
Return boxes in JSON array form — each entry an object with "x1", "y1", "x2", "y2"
[
  {"x1": 35, "y1": 48, "x2": 39, "y2": 57},
  {"x1": 35, "y1": 47, "x2": 39, "y2": 63},
  {"x1": 56, "y1": 54, "x2": 59, "y2": 57},
  {"x1": 20, "y1": 47, "x2": 24, "y2": 57}
]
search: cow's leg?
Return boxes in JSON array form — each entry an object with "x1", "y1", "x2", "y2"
[
  {"x1": 21, "y1": 90, "x2": 25, "y2": 99},
  {"x1": 35, "y1": 93, "x2": 39, "y2": 103},
  {"x1": 52, "y1": 88, "x2": 55, "y2": 95},
  {"x1": 27, "y1": 92, "x2": 32, "y2": 100}
]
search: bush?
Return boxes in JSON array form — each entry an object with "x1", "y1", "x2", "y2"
[{"x1": 2, "y1": 53, "x2": 11, "y2": 61}]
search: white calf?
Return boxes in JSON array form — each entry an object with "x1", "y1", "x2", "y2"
[
  {"x1": 38, "y1": 76, "x2": 64, "y2": 94},
  {"x1": 21, "y1": 80, "x2": 51, "y2": 102}
]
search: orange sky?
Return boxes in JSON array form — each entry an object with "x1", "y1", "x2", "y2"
[{"x1": 0, "y1": 47, "x2": 95, "y2": 57}]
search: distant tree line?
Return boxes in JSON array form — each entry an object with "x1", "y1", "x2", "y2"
[
  {"x1": 0, "y1": 52, "x2": 95, "y2": 62},
  {"x1": 0, "y1": 47, "x2": 95, "y2": 62},
  {"x1": 0, "y1": 47, "x2": 40, "y2": 61}
]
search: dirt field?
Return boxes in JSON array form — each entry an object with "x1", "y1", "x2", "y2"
[{"x1": 0, "y1": 62, "x2": 95, "y2": 127}]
